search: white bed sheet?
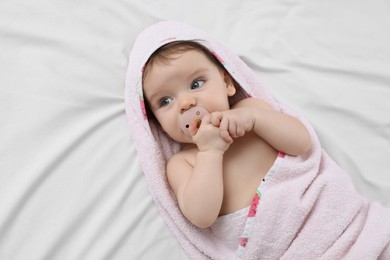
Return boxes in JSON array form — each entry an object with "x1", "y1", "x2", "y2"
[{"x1": 1, "y1": 0, "x2": 389, "y2": 259}]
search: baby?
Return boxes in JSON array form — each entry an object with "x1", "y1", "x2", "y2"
[
  {"x1": 126, "y1": 21, "x2": 390, "y2": 259},
  {"x1": 142, "y1": 40, "x2": 311, "y2": 228}
]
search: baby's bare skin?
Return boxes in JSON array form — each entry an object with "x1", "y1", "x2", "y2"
[{"x1": 143, "y1": 49, "x2": 311, "y2": 228}]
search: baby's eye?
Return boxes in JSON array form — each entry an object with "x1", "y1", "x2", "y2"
[
  {"x1": 191, "y1": 80, "x2": 204, "y2": 90},
  {"x1": 159, "y1": 97, "x2": 173, "y2": 107}
]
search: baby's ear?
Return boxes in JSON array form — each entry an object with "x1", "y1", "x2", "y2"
[{"x1": 223, "y1": 72, "x2": 236, "y2": 96}]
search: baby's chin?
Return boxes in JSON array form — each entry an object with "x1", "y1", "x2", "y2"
[
  {"x1": 167, "y1": 133, "x2": 192, "y2": 145},
  {"x1": 179, "y1": 137, "x2": 195, "y2": 145},
  {"x1": 180, "y1": 142, "x2": 198, "y2": 150},
  {"x1": 175, "y1": 134, "x2": 194, "y2": 143}
]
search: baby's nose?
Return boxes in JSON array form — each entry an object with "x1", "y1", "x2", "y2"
[{"x1": 179, "y1": 94, "x2": 196, "y2": 113}]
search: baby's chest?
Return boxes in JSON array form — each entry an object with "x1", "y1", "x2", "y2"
[
  {"x1": 219, "y1": 135, "x2": 277, "y2": 214},
  {"x1": 223, "y1": 133, "x2": 276, "y2": 176}
]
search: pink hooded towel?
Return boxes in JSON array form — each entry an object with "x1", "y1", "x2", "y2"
[{"x1": 125, "y1": 20, "x2": 390, "y2": 259}]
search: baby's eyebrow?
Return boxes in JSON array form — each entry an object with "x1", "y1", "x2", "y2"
[
  {"x1": 187, "y1": 68, "x2": 208, "y2": 80},
  {"x1": 146, "y1": 91, "x2": 163, "y2": 104}
]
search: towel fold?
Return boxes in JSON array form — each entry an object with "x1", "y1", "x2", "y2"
[{"x1": 125, "y1": 20, "x2": 390, "y2": 259}]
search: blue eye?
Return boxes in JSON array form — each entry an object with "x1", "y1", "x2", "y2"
[
  {"x1": 159, "y1": 97, "x2": 173, "y2": 107},
  {"x1": 191, "y1": 80, "x2": 204, "y2": 90}
]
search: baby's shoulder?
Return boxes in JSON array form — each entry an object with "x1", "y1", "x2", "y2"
[{"x1": 232, "y1": 97, "x2": 273, "y2": 110}]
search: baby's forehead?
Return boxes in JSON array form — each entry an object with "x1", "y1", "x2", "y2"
[
  {"x1": 143, "y1": 48, "x2": 220, "y2": 81},
  {"x1": 149, "y1": 48, "x2": 209, "y2": 66},
  {"x1": 147, "y1": 51, "x2": 215, "y2": 80}
]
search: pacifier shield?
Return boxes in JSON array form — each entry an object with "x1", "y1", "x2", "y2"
[{"x1": 180, "y1": 107, "x2": 209, "y2": 136}]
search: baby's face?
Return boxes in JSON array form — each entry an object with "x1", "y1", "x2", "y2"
[{"x1": 143, "y1": 50, "x2": 235, "y2": 143}]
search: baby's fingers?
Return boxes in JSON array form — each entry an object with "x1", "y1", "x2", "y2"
[
  {"x1": 220, "y1": 129, "x2": 233, "y2": 144},
  {"x1": 209, "y1": 112, "x2": 223, "y2": 127},
  {"x1": 189, "y1": 114, "x2": 211, "y2": 136},
  {"x1": 230, "y1": 124, "x2": 246, "y2": 138},
  {"x1": 188, "y1": 119, "x2": 201, "y2": 136}
]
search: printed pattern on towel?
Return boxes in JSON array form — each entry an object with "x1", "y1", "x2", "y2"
[{"x1": 235, "y1": 152, "x2": 285, "y2": 259}]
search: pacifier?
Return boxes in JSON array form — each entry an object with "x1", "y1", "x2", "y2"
[{"x1": 180, "y1": 106, "x2": 209, "y2": 136}]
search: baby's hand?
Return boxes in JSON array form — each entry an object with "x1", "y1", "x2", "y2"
[
  {"x1": 189, "y1": 114, "x2": 232, "y2": 153},
  {"x1": 210, "y1": 108, "x2": 255, "y2": 139}
]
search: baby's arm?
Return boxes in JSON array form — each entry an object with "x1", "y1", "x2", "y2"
[
  {"x1": 166, "y1": 115, "x2": 230, "y2": 228},
  {"x1": 213, "y1": 98, "x2": 311, "y2": 156}
]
